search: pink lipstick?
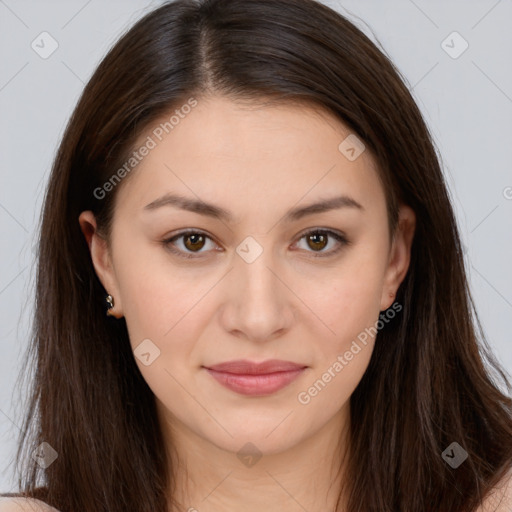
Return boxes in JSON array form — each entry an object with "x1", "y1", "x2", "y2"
[{"x1": 203, "y1": 359, "x2": 307, "y2": 396}]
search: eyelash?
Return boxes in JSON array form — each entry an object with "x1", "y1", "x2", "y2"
[{"x1": 161, "y1": 228, "x2": 350, "y2": 260}]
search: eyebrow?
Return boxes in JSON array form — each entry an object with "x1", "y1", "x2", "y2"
[{"x1": 143, "y1": 192, "x2": 364, "y2": 223}]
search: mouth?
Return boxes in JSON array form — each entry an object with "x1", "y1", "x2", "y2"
[{"x1": 202, "y1": 359, "x2": 308, "y2": 396}]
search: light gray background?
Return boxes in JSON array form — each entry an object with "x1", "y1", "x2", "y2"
[{"x1": 1, "y1": 0, "x2": 511, "y2": 493}]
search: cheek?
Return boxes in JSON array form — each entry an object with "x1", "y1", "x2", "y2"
[
  {"x1": 297, "y1": 275, "x2": 381, "y2": 412},
  {"x1": 305, "y1": 251, "x2": 386, "y2": 347},
  {"x1": 297, "y1": 347, "x2": 372, "y2": 418},
  {"x1": 112, "y1": 241, "x2": 210, "y2": 357},
  {"x1": 296, "y1": 251, "x2": 386, "y2": 409},
  {"x1": 115, "y1": 252, "x2": 209, "y2": 404}
]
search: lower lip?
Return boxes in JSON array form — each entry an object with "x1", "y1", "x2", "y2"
[{"x1": 205, "y1": 368, "x2": 306, "y2": 396}]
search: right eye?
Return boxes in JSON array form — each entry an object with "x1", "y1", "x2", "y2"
[{"x1": 162, "y1": 230, "x2": 221, "y2": 259}]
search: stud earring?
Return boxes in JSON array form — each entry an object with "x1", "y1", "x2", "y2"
[{"x1": 106, "y1": 294, "x2": 115, "y2": 316}]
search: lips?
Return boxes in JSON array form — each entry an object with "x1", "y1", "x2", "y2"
[
  {"x1": 206, "y1": 359, "x2": 306, "y2": 375},
  {"x1": 203, "y1": 359, "x2": 307, "y2": 396}
]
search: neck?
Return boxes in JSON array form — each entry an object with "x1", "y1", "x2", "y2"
[{"x1": 161, "y1": 404, "x2": 351, "y2": 512}]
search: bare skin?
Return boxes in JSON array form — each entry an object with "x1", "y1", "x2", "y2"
[{"x1": 79, "y1": 95, "x2": 416, "y2": 512}]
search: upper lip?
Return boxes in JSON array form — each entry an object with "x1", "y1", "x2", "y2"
[{"x1": 204, "y1": 359, "x2": 307, "y2": 375}]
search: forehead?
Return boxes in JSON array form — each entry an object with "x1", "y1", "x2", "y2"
[{"x1": 116, "y1": 95, "x2": 384, "y2": 218}]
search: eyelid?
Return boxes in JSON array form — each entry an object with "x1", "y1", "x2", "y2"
[
  {"x1": 291, "y1": 228, "x2": 349, "y2": 258},
  {"x1": 162, "y1": 228, "x2": 221, "y2": 260},
  {"x1": 162, "y1": 227, "x2": 350, "y2": 259}
]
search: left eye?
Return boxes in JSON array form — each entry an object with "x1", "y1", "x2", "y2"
[
  {"x1": 162, "y1": 229, "x2": 349, "y2": 259},
  {"x1": 293, "y1": 229, "x2": 349, "y2": 257}
]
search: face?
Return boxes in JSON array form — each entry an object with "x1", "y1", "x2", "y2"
[{"x1": 80, "y1": 95, "x2": 415, "y2": 459}]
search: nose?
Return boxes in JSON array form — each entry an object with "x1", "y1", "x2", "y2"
[{"x1": 218, "y1": 241, "x2": 296, "y2": 343}]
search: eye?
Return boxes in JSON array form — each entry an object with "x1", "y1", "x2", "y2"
[
  {"x1": 162, "y1": 230, "x2": 219, "y2": 259},
  {"x1": 162, "y1": 228, "x2": 350, "y2": 260},
  {"x1": 293, "y1": 229, "x2": 349, "y2": 257}
]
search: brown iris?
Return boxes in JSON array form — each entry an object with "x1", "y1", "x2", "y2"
[
  {"x1": 183, "y1": 233, "x2": 206, "y2": 251},
  {"x1": 306, "y1": 232, "x2": 328, "y2": 251},
  {"x1": 180, "y1": 231, "x2": 330, "y2": 254}
]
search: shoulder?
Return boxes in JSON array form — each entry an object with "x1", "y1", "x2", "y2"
[
  {"x1": 0, "y1": 497, "x2": 60, "y2": 512},
  {"x1": 475, "y1": 468, "x2": 512, "y2": 512}
]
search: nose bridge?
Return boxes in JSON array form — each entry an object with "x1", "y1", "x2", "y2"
[
  {"x1": 220, "y1": 234, "x2": 293, "y2": 340},
  {"x1": 235, "y1": 234, "x2": 279, "y2": 303}
]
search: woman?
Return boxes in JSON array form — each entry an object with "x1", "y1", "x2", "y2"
[{"x1": 1, "y1": 0, "x2": 511, "y2": 510}]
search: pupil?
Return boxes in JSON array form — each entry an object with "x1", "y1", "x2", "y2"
[
  {"x1": 185, "y1": 234, "x2": 204, "y2": 251},
  {"x1": 309, "y1": 233, "x2": 327, "y2": 251},
  {"x1": 182, "y1": 233, "x2": 328, "y2": 253}
]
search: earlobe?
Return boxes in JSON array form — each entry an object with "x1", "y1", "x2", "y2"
[
  {"x1": 78, "y1": 211, "x2": 124, "y2": 318},
  {"x1": 380, "y1": 204, "x2": 416, "y2": 311}
]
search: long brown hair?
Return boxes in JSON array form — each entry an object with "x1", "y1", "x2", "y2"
[{"x1": 2, "y1": 0, "x2": 512, "y2": 510}]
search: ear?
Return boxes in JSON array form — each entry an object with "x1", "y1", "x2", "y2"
[
  {"x1": 379, "y1": 204, "x2": 416, "y2": 311},
  {"x1": 78, "y1": 211, "x2": 124, "y2": 318}
]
